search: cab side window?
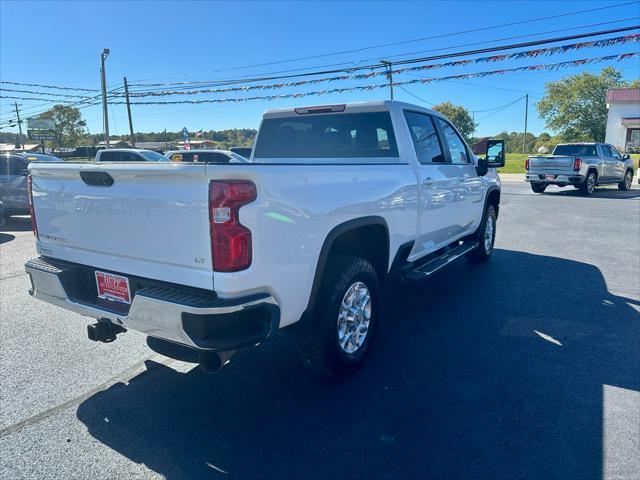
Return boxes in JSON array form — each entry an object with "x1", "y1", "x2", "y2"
[
  {"x1": 436, "y1": 118, "x2": 469, "y2": 164},
  {"x1": 609, "y1": 145, "x2": 621, "y2": 159},
  {"x1": 8, "y1": 156, "x2": 27, "y2": 175},
  {"x1": 120, "y1": 151, "x2": 143, "y2": 162},
  {"x1": 403, "y1": 111, "x2": 445, "y2": 164},
  {"x1": 99, "y1": 151, "x2": 119, "y2": 161}
]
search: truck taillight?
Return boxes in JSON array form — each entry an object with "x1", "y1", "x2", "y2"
[
  {"x1": 209, "y1": 180, "x2": 256, "y2": 272},
  {"x1": 27, "y1": 175, "x2": 38, "y2": 238},
  {"x1": 573, "y1": 158, "x2": 582, "y2": 171},
  {"x1": 525, "y1": 158, "x2": 529, "y2": 170}
]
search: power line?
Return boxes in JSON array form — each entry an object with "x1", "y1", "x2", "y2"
[
  {"x1": 396, "y1": 86, "x2": 436, "y2": 106},
  {"x1": 476, "y1": 97, "x2": 526, "y2": 120},
  {"x1": 138, "y1": 1, "x2": 638, "y2": 78},
  {"x1": 0, "y1": 87, "x2": 124, "y2": 127},
  {"x1": 0, "y1": 81, "x2": 99, "y2": 92},
  {"x1": 0, "y1": 87, "x2": 95, "y2": 99}
]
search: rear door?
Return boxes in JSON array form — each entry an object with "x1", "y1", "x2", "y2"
[
  {"x1": 599, "y1": 144, "x2": 617, "y2": 181},
  {"x1": 403, "y1": 110, "x2": 461, "y2": 257},
  {"x1": 434, "y1": 116, "x2": 484, "y2": 235}
]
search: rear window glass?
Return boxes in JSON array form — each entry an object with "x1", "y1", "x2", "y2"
[
  {"x1": 253, "y1": 112, "x2": 399, "y2": 161},
  {"x1": 553, "y1": 145, "x2": 597, "y2": 156},
  {"x1": 167, "y1": 152, "x2": 230, "y2": 163}
]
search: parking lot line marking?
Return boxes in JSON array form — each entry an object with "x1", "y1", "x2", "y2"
[{"x1": 0, "y1": 353, "x2": 172, "y2": 439}]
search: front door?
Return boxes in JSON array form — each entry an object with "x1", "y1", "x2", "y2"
[{"x1": 607, "y1": 144, "x2": 626, "y2": 181}]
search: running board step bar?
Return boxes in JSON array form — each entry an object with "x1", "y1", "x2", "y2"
[{"x1": 404, "y1": 241, "x2": 479, "y2": 281}]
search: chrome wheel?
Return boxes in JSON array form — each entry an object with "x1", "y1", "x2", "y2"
[
  {"x1": 484, "y1": 214, "x2": 495, "y2": 253},
  {"x1": 587, "y1": 174, "x2": 596, "y2": 194},
  {"x1": 337, "y1": 281, "x2": 371, "y2": 354}
]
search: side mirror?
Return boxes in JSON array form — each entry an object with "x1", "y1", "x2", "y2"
[
  {"x1": 486, "y1": 139, "x2": 505, "y2": 168},
  {"x1": 623, "y1": 154, "x2": 630, "y2": 160}
]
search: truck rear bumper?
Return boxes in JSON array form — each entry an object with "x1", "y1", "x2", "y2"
[
  {"x1": 25, "y1": 257, "x2": 280, "y2": 351},
  {"x1": 525, "y1": 173, "x2": 583, "y2": 185}
]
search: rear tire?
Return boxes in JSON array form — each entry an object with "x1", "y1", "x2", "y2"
[
  {"x1": 580, "y1": 171, "x2": 597, "y2": 195},
  {"x1": 530, "y1": 183, "x2": 547, "y2": 193},
  {"x1": 618, "y1": 170, "x2": 633, "y2": 191},
  {"x1": 297, "y1": 255, "x2": 380, "y2": 377},
  {"x1": 467, "y1": 204, "x2": 497, "y2": 263}
]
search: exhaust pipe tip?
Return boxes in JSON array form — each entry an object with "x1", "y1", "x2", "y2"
[{"x1": 198, "y1": 350, "x2": 235, "y2": 374}]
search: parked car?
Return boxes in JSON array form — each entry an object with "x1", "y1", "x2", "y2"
[
  {"x1": 164, "y1": 149, "x2": 248, "y2": 163},
  {"x1": 25, "y1": 101, "x2": 504, "y2": 376},
  {"x1": 0, "y1": 152, "x2": 62, "y2": 217},
  {"x1": 230, "y1": 147, "x2": 253, "y2": 159},
  {"x1": 525, "y1": 143, "x2": 634, "y2": 195},
  {"x1": 95, "y1": 149, "x2": 167, "y2": 162}
]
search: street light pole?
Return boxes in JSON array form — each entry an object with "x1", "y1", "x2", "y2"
[{"x1": 100, "y1": 48, "x2": 110, "y2": 147}]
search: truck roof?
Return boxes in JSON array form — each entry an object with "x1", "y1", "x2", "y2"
[
  {"x1": 555, "y1": 142, "x2": 601, "y2": 146},
  {"x1": 263, "y1": 100, "x2": 439, "y2": 118}
]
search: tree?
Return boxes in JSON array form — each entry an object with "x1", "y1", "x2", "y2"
[
  {"x1": 432, "y1": 102, "x2": 477, "y2": 141},
  {"x1": 536, "y1": 67, "x2": 626, "y2": 142},
  {"x1": 39, "y1": 105, "x2": 87, "y2": 147}
]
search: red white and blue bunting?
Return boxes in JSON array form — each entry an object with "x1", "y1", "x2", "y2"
[
  {"x1": 126, "y1": 34, "x2": 640, "y2": 97},
  {"x1": 117, "y1": 51, "x2": 640, "y2": 105}
]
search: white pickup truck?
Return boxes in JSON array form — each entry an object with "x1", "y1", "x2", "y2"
[{"x1": 25, "y1": 101, "x2": 504, "y2": 376}]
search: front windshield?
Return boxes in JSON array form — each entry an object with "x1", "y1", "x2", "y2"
[{"x1": 139, "y1": 150, "x2": 167, "y2": 162}]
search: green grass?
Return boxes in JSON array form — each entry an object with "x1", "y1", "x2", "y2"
[
  {"x1": 497, "y1": 153, "x2": 640, "y2": 174},
  {"x1": 497, "y1": 154, "x2": 528, "y2": 174}
]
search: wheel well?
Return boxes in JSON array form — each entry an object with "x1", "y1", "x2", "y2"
[
  {"x1": 328, "y1": 224, "x2": 389, "y2": 282},
  {"x1": 587, "y1": 167, "x2": 598, "y2": 178},
  {"x1": 487, "y1": 188, "x2": 500, "y2": 216}
]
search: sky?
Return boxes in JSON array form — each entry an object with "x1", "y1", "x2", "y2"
[{"x1": 1, "y1": 0, "x2": 639, "y2": 138}]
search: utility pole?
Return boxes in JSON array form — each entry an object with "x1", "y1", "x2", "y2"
[
  {"x1": 123, "y1": 76, "x2": 135, "y2": 147},
  {"x1": 472, "y1": 110, "x2": 476, "y2": 138},
  {"x1": 14, "y1": 102, "x2": 24, "y2": 151},
  {"x1": 381, "y1": 60, "x2": 394, "y2": 100},
  {"x1": 100, "y1": 48, "x2": 110, "y2": 147},
  {"x1": 522, "y1": 94, "x2": 529, "y2": 154}
]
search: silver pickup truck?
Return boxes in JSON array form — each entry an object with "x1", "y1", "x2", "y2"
[{"x1": 525, "y1": 143, "x2": 634, "y2": 195}]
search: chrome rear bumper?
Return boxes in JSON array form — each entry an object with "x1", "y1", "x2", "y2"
[{"x1": 25, "y1": 257, "x2": 280, "y2": 351}]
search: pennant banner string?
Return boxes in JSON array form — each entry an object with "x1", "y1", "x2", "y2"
[{"x1": 125, "y1": 34, "x2": 640, "y2": 97}]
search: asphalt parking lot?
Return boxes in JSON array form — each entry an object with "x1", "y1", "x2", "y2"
[{"x1": 1, "y1": 179, "x2": 639, "y2": 480}]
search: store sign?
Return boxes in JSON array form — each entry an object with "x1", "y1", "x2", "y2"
[
  {"x1": 27, "y1": 118, "x2": 55, "y2": 130},
  {"x1": 28, "y1": 130, "x2": 56, "y2": 141}
]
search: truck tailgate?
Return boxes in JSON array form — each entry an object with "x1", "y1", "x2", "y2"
[
  {"x1": 528, "y1": 156, "x2": 575, "y2": 170},
  {"x1": 29, "y1": 162, "x2": 214, "y2": 290}
]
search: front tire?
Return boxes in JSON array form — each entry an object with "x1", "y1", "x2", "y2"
[
  {"x1": 467, "y1": 204, "x2": 497, "y2": 263},
  {"x1": 580, "y1": 171, "x2": 597, "y2": 195},
  {"x1": 297, "y1": 255, "x2": 380, "y2": 377},
  {"x1": 530, "y1": 183, "x2": 547, "y2": 193},
  {"x1": 618, "y1": 170, "x2": 633, "y2": 191}
]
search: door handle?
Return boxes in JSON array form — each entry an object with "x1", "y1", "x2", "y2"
[{"x1": 422, "y1": 177, "x2": 434, "y2": 186}]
